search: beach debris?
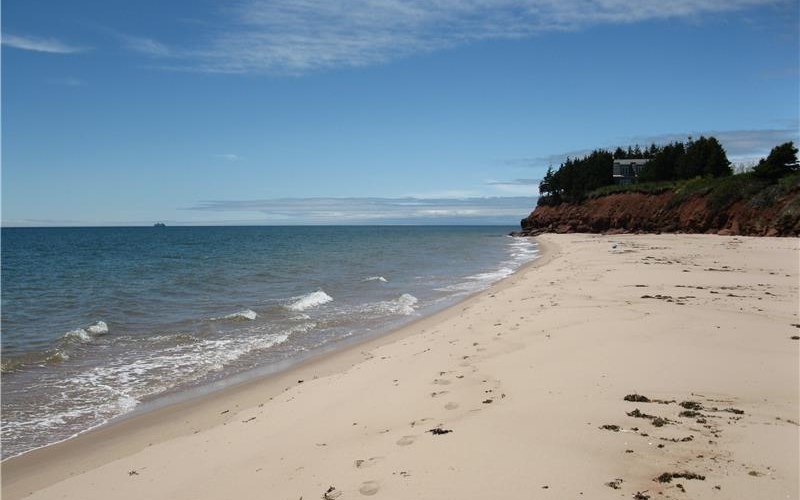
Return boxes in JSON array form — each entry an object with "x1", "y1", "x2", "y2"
[
  {"x1": 482, "y1": 399, "x2": 493, "y2": 404},
  {"x1": 633, "y1": 491, "x2": 651, "y2": 499},
  {"x1": 679, "y1": 409, "x2": 702, "y2": 418},
  {"x1": 654, "y1": 472, "x2": 706, "y2": 483},
  {"x1": 605, "y1": 478, "x2": 624, "y2": 489},
  {"x1": 651, "y1": 417, "x2": 670, "y2": 427},
  {"x1": 242, "y1": 417, "x2": 256, "y2": 423},
  {"x1": 599, "y1": 424, "x2": 621, "y2": 432},
  {"x1": 128, "y1": 470, "x2": 139, "y2": 476},
  {"x1": 427, "y1": 426, "x2": 452, "y2": 435},
  {"x1": 322, "y1": 486, "x2": 342, "y2": 499},
  {"x1": 721, "y1": 407, "x2": 744, "y2": 415},
  {"x1": 220, "y1": 409, "x2": 230, "y2": 414},
  {"x1": 626, "y1": 408, "x2": 655, "y2": 419},
  {"x1": 627, "y1": 408, "x2": 673, "y2": 427},
  {"x1": 679, "y1": 401, "x2": 703, "y2": 410},
  {"x1": 791, "y1": 336, "x2": 799, "y2": 340},
  {"x1": 659, "y1": 435, "x2": 694, "y2": 443},
  {"x1": 624, "y1": 394, "x2": 674, "y2": 404}
]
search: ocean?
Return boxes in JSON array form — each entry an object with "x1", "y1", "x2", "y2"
[{"x1": 0, "y1": 226, "x2": 537, "y2": 459}]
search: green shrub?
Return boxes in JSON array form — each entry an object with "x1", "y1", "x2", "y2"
[
  {"x1": 667, "y1": 177, "x2": 716, "y2": 208},
  {"x1": 587, "y1": 181, "x2": 677, "y2": 199}
]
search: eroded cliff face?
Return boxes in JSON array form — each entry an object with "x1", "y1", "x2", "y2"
[{"x1": 519, "y1": 190, "x2": 800, "y2": 237}]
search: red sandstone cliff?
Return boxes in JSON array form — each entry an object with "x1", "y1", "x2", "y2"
[{"x1": 520, "y1": 189, "x2": 800, "y2": 237}]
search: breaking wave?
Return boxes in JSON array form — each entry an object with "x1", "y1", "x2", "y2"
[
  {"x1": 61, "y1": 321, "x2": 109, "y2": 344},
  {"x1": 362, "y1": 276, "x2": 388, "y2": 283},
  {"x1": 288, "y1": 290, "x2": 333, "y2": 311},
  {"x1": 361, "y1": 293, "x2": 419, "y2": 316},
  {"x1": 212, "y1": 309, "x2": 258, "y2": 321}
]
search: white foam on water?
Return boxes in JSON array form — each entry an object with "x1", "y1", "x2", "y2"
[
  {"x1": 435, "y1": 238, "x2": 537, "y2": 295},
  {"x1": 85, "y1": 321, "x2": 109, "y2": 335},
  {"x1": 1, "y1": 323, "x2": 307, "y2": 458},
  {"x1": 61, "y1": 320, "x2": 110, "y2": 344},
  {"x1": 62, "y1": 328, "x2": 92, "y2": 343},
  {"x1": 362, "y1": 276, "x2": 388, "y2": 283},
  {"x1": 223, "y1": 309, "x2": 258, "y2": 321},
  {"x1": 506, "y1": 236, "x2": 539, "y2": 265},
  {"x1": 209, "y1": 309, "x2": 258, "y2": 321},
  {"x1": 360, "y1": 293, "x2": 419, "y2": 317},
  {"x1": 288, "y1": 290, "x2": 333, "y2": 311}
]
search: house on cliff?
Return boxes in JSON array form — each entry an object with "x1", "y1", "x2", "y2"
[{"x1": 612, "y1": 159, "x2": 649, "y2": 185}]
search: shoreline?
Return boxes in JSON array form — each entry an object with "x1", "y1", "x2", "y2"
[
  {"x1": 1, "y1": 237, "x2": 555, "y2": 497},
  {"x1": 0, "y1": 229, "x2": 538, "y2": 463},
  {"x1": 3, "y1": 233, "x2": 797, "y2": 500}
]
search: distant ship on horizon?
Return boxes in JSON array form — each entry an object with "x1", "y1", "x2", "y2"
[{"x1": 153, "y1": 222, "x2": 166, "y2": 227}]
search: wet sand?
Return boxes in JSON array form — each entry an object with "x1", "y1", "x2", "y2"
[{"x1": 3, "y1": 233, "x2": 798, "y2": 500}]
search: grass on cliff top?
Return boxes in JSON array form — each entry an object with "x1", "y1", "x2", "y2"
[
  {"x1": 587, "y1": 181, "x2": 679, "y2": 198},
  {"x1": 586, "y1": 173, "x2": 800, "y2": 216}
]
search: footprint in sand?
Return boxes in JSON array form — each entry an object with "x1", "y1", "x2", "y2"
[
  {"x1": 355, "y1": 457, "x2": 384, "y2": 469},
  {"x1": 396, "y1": 435, "x2": 416, "y2": 446},
  {"x1": 444, "y1": 402, "x2": 459, "y2": 410},
  {"x1": 359, "y1": 481, "x2": 380, "y2": 496},
  {"x1": 432, "y1": 378, "x2": 451, "y2": 385}
]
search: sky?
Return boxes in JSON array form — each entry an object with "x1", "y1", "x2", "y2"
[{"x1": 2, "y1": 0, "x2": 798, "y2": 226}]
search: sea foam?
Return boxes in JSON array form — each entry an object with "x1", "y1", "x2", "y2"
[
  {"x1": 288, "y1": 290, "x2": 333, "y2": 311},
  {"x1": 219, "y1": 309, "x2": 258, "y2": 321},
  {"x1": 362, "y1": 293, "x2": 419, "y2": 316},
  {"x1": 362, "y1": 276, "x2": 388, "y2": 283},
  {"x1": 61, "y1": 321, "x2": 109, "y2": 343}
]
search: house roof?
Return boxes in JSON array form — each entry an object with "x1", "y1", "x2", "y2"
[{"x1": 613, "y1": 158, "x2": 649, "y2": 165}]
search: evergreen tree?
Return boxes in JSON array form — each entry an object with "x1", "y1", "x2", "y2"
[
  {"x1": 639, "y1": 142, "x2": 685, "y2": 182},
  {"x1": 677, "y1": 136, "x2": 731, "y2": 179},
  {"x1": 753, "y1": 142, "x2": 799, "y2": 180}
]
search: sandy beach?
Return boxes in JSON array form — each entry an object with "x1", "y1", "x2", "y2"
[{"x1": 3, "y1": 233, "x2": 798, "y2": 500}]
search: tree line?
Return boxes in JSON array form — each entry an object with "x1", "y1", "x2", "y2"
[{"x1": 538, "y1": 137, "x2": 798, "y2": 206}]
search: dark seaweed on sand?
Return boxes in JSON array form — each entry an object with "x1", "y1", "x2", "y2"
[
  {"x1": 428, "y1": 427, "x2": 453, "y2": 435},
  {"x1": 655, "y1": 472, "x2": 706, "y2": 483}
]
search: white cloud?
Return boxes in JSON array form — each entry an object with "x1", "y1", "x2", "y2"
[
  {"x1": 48, "y1": 77, "x2": 84, "y2": 87},
  {"x1": 485, "y1": 178, "x2": 542, "y2": 195},
  {"x1": 126, "y1": 0, "x2": 785, "y2": 74},
  {"x1": 119, "y1": 35, "x2": 172, "y2": 56},
  {"x1": 186, "y1": 196, "x2": 536, "y2": 224},
  {"x1": 215, "y1": 153, "x2": 243, "y2": 161},
  {"x1": 2, "y1": 34, "x2": 86, "y2": 54}
]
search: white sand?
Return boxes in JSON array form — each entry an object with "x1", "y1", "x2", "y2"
[{"x1": 3, "y1": 233, "x2": 798, "y2": 500}]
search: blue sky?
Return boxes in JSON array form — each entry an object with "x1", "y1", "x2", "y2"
[{"x1": 2, "y1": 0, "x2": 798, "y2": 226}]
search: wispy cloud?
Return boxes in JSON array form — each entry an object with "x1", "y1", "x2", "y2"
[
  {"x1": 215, "y1": 153, "x2": 243, "y2": 161},
  {"x1": 126, "y1": 0, "x2": 784, "y2": 74},
  {"x1": 485, "y1": 178, "x2": 540, "y2": 186},
  {"x1": 119, "y1": 34, "x2": 172, "y2": 57},
  {"x1": 47, "y1": 77, "x2": 84, "y2": 87},
  {"x1": 185, "y1": 196, "x2": 535, "y2": 224},
  {"x1": 2, "y1": 34, "x2": 86, "y2": 54},
  {"x1": 484, "y1": 178, "x2": 542, "y2": 195}
]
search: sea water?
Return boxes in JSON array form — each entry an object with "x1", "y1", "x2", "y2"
[{"x1": 0, "y1": 226, "x2": 537, "y2": 458}]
